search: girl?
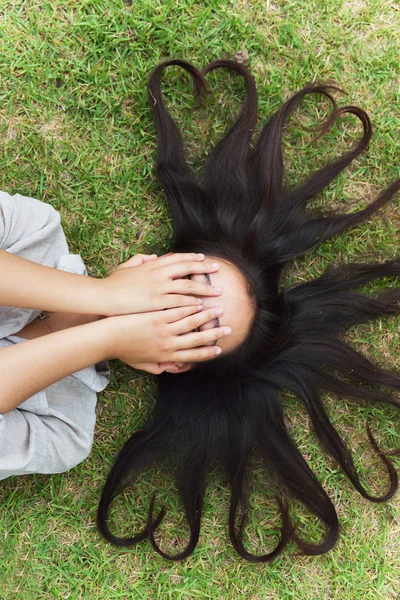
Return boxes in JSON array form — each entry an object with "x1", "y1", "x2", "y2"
[{"x1": 0, "y1": 189, "x2": 233, "y2": 478}]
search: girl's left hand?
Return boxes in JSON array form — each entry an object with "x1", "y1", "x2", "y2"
[{"x1": 97, "y1": 252, "x2": 222, "y2": 316}]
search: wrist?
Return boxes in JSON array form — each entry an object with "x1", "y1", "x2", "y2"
[
  {"x1": 40, "y1": 273, "x2": 110, "y2": 316},
  {"x1": 93, "y1": 316, "x2": 120, "y2": 360},
  {"x1": 66, "y1": 317, "x2": 116, "y2": 364},
  {"x1": 0, "y1": 251, "x2": 107, "y2": 315},
  {"x1": 88, "y1": 277, "x2": 115, "y2": 316}
]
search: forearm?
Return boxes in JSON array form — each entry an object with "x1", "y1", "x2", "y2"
[
  {"x1": 0, "y1": 250, "x2": 104, "y2": 314},
  {"x1": 0, "y1": 319, "x2": 110, "y2": 413}
]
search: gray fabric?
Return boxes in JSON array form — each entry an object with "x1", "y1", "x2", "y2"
[
  {"x1": 0, "y1": 191, "x2": 110, "y2": 479},
  {"x1": 0, "y1": 190, "x2": 69, "y2": 338}
]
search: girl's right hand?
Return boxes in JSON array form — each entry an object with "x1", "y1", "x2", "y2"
[{"x1": 104, "y1": 305, "x2": 231, "y2": 368}]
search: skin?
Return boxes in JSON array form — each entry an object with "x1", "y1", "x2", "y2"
[
  {"x1": 0, "y1": 250, "x2": 225, "y2": 316},
  {"x1": 0, "y1": 251, "x2": 237, "y2": 412},
  {"x1": 171, "y1": 258, "x2": 256, "y2": 374},
  {"x1": 9, "y1": 254, "x2": 253, "y2": 380},
  {"x1": 0, "y1": 305, "x2": 231, "y2": 413},
  {"x1": 192, "y1": 258, "x2": 255, "y2": 352}
]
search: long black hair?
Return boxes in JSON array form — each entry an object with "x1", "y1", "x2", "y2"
[{"x1": 97, "y1": 59, "x2": 400, "y2": 562}]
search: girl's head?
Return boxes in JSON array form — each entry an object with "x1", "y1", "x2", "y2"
[
  {"x1": 147, "y1": 58, "x2": 395, "y2": 368},
  {"x1": 171, "y1": 247, "x2": 283, "y2": 370},
  {"x1": 98, "y1": 59, "x2": 400, "y2": 561},
  {"x1": 188, "y1": 257, "x2": 256, "y2": 353}
]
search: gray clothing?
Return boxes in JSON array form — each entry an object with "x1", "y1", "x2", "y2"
[{"x1": 0, "y1": 191, "x2": 110, "y2": 479}]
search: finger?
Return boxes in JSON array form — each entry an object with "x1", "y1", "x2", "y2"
[
  {"x1": 165, "y1": 260, "x2": 220, "y2": 279},
  {"x1": 161, "y1": 304, "x2": 204, "y2": 324},
  {"x1": 118, "y1": 254, "x2": 157, "y2": 269},
  {"x1": 171, "y1": 307, "x2": 223, "y2": 335},
  {"x1": 159, "y1": 294, "x2": 204, "y2": 310},
  {"x1": 171, "y1": 345, "x2": 223, "y2": 363},
  {"x1": 132, "y1": 362, "x2": 164, "y2": 374},
  {"x1": 174, "y1": 325, "x2": 231, "y2": 350},
  {"x1": 168, "y1": 279, "x2": 223, "y2": 297},
  {"x1": 165, "y1": 364, "x2": 192, "y2": 374},
  {"x1": 156, "y1": 252, "x2": 206, "y2": 266},
  {"x1": 158, "y1": 362, "x2": 179, "y2": 370},
  {"x1": 133, "y1": 361, "x2": 190, "y2": 374},
  {"x1": 118, "y1": 255, "x2": 144, "y2": 268}
]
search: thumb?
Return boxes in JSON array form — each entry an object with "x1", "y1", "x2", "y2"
[
  {"x1": 141, "y1": 253, "x2": 158, "y2": 263},
  {"x1": 117, "y1": 254, "x2": 157, "y2": 269}
]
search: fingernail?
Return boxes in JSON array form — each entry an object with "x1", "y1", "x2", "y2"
[
  {"x1": 175, "y1": 362, "x2": 184, "y2": 367},
  {"x1": 197, "y1": 253, "x2": 205, "y2": 259},
  {"x1": 214, "y1": 287, "x2": 222, "y2": 293},
  {"x1": 215, "y1": 347, "x2": 222, "y2": 355},
  {"x1": 197, "y1": 304, "x2": 203, "y2": 311},
  {"x1": 212, "y1": 262, "x2": 219, "y2": 268},
  {"x1": 197, "y1": 298, "x2": 203, "y2": 304},
  {"x1": 223, "y1": 327, "x2": 232, "y2": 335},
  {"x1": 215, "y1": 308, "x2": 223, "y2": 316}
]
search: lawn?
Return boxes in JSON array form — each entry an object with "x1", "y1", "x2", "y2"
[{"x1": 0, "y1": 0, "x2": 399, "y2": 598}]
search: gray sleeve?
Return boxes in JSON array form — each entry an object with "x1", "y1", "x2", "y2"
[
  {"x1": 0, "y1": 379, "x2": 96, "y2": 477},
  {"x1": 0, "y1": 343, "x2": 109, "y2": 479},
  {"x1": 0, "y1": 190, "x2": 69, "y2": 261},
  {"x1": 0, "y1": 190, "x2": 71, "y2": 339}
]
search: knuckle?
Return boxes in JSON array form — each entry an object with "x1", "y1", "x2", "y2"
[
  {"x1": 196, "y1": 284, "x2": 208, "y2": 295},
  {"x1": 204, "y1": 331, "x2": 218, "y2": 344},
  {"x1": 187, "y1": 316, "x2": 198, "y2": 330},
  {"x1": 182, "y1": 262, "x2": 195, "y2": 272},
  {"x1": 181, "y1": 253, "x2": 197, "y2": 261},
  {"x1": 197, "y1": 348, "x2": 211, "y2": 361},
  {"x1": 152, "y1": 312, "x2": 163, "y2": 326},
  {"x1": 153, "y1": 267, "x2": 162, "y2": 278},
  {"x1": 185, "y1": 350, "x2": 201, "y2": 362},
  {"x1": 185, "y1": 280, "x2": 195, "y2": 291},
  {"x1": 178, "y1": 306, "x2": 191, "y2": 319},
  {"x1": 193, "y1": 333, "x2": 203, "y2": 347},
  {"x1": 160, "y1": 339, "x2": 171, "y2": 353},
  {"x1": 181, "y1": 298, "x2": 194, "y2": 310},
  {"x1": 192, "y1": 262, "x2": 204, "y2": 272},
  {"x1": 156, "y1": 322, "x2": 168, "y2": 338}
]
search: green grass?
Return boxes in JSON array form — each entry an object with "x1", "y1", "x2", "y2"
[{"x1": 0, "y1": 0, "x2": 399, "y2": 598}]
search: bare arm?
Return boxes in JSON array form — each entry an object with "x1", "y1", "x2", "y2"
[
  {"x1": 0, "y1": 304, "x2": 230, "y2": 413},
  {"x1": 0, "y1": 250, "x2": 223, "y2": 316},
  {"x1": 0, "y1": 319, "x2": 109, "y2": 413},
  {"x1": 0, "y1": 249, "x2": 100, "y2": 314}
]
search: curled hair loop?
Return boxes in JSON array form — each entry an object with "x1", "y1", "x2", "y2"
[
  {"x1": 365, "y1": 423, "x2": 399, "y2": 502},
  {"x1": 148, "y1": 59, "x2": 211, "y2": 240},
  {"x1": 146, "y1": 493, "x2": 202, "y2": 561},
  {"x1": 228, "y1": 486, "x2": 293, "y2": 562},
  {"x1": 199, "y1": 59, "x2": 258, "y2": 237}
]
